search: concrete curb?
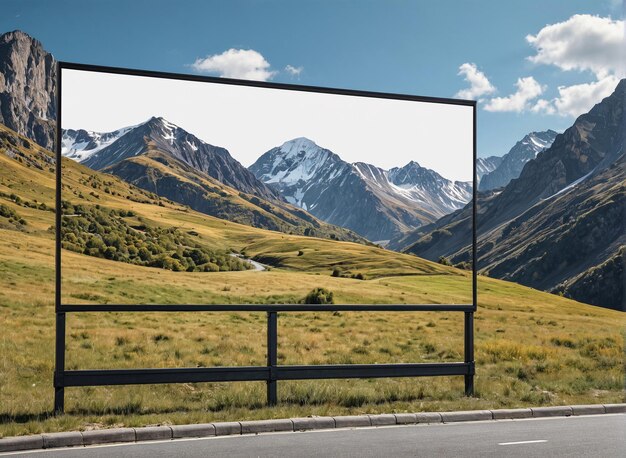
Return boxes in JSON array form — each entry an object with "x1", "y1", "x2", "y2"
[
  {"x1": 604, "y1": 404, "x2": 626, "y2": 414},
  {"x1": 490, "y1": 408, "x2": 532, "y2": 420},
  {"x1": 81, "y1": 428, "x2": 135, "y2": 446},
  {"x1": 292, "y1": 417, "x2": 335, "y2": 431},
  {"x1": 531, "y1": 406, "x2": 572, "y2": 418},
  {"x1": 170, "y1": 423, "x2": 215, "y2": 439},
  {"x1": 41, "y1": 432, "x2": 83, "y2": 449},
  {"x1": 440, "y1": 410, "x2": 492, "y2": 423},
  {"x1": 0, "y1": 404, "x2": 623, "y2": 453}
]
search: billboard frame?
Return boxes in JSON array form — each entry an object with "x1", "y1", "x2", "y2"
[{"x1": 54, "y1": 61, "x2": 477, "y2": 414}]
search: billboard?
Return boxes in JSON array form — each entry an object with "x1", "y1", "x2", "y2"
[{"x1": 58, "y1": 64, "x2": 475, "y2": 307}]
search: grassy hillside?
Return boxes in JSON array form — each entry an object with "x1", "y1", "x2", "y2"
[
  {"x1": 104, "y1": 146, "x2": 366, "y2": 244},
  {"x1": 0, "y1": 124, "x2": 624, "y2": 437},
  {"x1": 1, "y1": 232, "x2": 623, "y2": 437},
  {"x1": 1, "y1": 122, "x2": 467, "y2": 305}
]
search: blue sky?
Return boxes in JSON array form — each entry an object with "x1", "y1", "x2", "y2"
[{"x1": 2, "y1": 0, "x2": 623, "y2": 157}]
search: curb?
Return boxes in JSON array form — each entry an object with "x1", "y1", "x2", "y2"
[{"x1": 0, "y1": 403, "x2": 624, "y2": 453}]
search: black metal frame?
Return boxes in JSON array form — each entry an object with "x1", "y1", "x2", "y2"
[{"x1": 54, "y1": 61, "x2": 477, "y2": 413}]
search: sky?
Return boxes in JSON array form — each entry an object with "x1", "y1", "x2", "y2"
[
  {"x1": 2, "y1": 0, "x2": 624, "y2": 159},
  {"x1": 61, "y1": 68, "x2": 473, "y2": 181}
]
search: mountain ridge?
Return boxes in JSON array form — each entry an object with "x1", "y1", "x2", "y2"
[
  {"x1": 250, "y1": 138, "x2": 471, "y2": 241},
  {"x1": 404, "y1": 79, "x2": 625, "y2": 310},
  {"x1": 479, "y1": 130, "x2": 557, "y2": 191},
  {"x1": 77, "y1": 116, "x2": 281, "y2": 202}
]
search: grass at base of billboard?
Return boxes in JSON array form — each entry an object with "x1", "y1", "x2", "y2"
[
  {"x1": 1, "y1": 230, "x2": 624, "y2": 437},
  {"x1": 0, "y1": 128, "x2": 623, "y2": 437}
]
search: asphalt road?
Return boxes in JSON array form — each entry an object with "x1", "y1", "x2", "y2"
[{"x1": 4, "y1": 414, "x2": 625, "y2": 458}]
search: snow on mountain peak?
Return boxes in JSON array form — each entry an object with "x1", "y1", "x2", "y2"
[
  {"x1": 61, "y1": 120, "x2": 147, "y2": 162},
  {"x1": 402, "y1": 160, "x2": 421, "y2": 169},
  {"x1": 278, "y1": 137, "x2": 321, "y2": 156}
]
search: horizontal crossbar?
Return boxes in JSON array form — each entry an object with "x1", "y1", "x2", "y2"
[
  {"x1": 56, "y1": 363, "x2": 472, "y2": 387},
  {"x1": 57, "y1": 304, "x2": 475, "y2": 313}
]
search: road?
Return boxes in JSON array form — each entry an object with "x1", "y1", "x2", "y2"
[
  {"x1": 229, "y1": 254, "x2": 267, "y2": 271},
  {"x1": 4, "y1": 414, "x2": 625, "y2": 457}
]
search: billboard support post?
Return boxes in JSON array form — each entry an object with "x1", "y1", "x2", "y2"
[
  {"x1": 53, "y1": 61, "x2": 476, "y2": 414},
  {"x1": 267, "y1": 312, "x2": 278, "y2": 405},
  {"x1": 464, "y1": 311, "x2": 474, "y2": 396}
]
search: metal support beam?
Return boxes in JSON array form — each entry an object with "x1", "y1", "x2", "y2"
[
  {"x1": 464, "y1": 311, "x2": 474, "y2": 396},
  {"x1": 267, "y1": 312, "x2": 278, "y2": 406},
  {"x1": 53, "y1": 312, "x2": 66, "y2": 413}
]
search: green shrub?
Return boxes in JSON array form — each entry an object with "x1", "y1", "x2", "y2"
[
  {"x1": 303, "y1": 287, "x2": 335, "y2": 305},
  {"x1": 0, "y1": 204, "x2": 18, "y2": 219},
  {"x1": 60, "y1": 202, "x2": 248, "y2": 273}
]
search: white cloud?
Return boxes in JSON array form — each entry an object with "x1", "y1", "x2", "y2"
[
  {"x1": 532, "y1": 75, "x2": 619, "y2": 117},
  {"x1": 484, "y1": 77, "x2": 544, "y2": 112},
  {"x1": 526, "y1": 14, "x2": 625, "y2": 78},
  {"x1": 525, "y1": 14, "x2": 624, "y2": 117},
  {"x1": 191, "y1": 48, "x2": 276, "y2": 81},
  {"x1": 530, "y1": 98, "x2": 556, "y2": 115},
  {"x1": 454, "y1": 63, "x2": 496, "y2": 99},
  {"x1": 285, "y1": 65, "x2": 303, "y2": 76}
]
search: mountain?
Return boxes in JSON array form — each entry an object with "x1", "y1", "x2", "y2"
[
  {"x1": 387, "y1": 161, "x2": 472, "y2": 214},
  {"x1": 479, "y1": 130, "x2": 557, "y2": 191},
  {"x1": 62, "y1": 119, "x2": 364, "y2": 243},
  {"x1": 249, "y1": 137, "x2": 471, "y2": 241},
  {"x1": 75, "y1": 117, "x2": 279, "y2": 202},
  {"x1": 476, "y1": 156, "x2": 501, "y2": 181},
  {"x1": 0, "y1": 30, "x2": 56, "y2": 150},
  {"x1": 404, "y1": 79, "x2": 625, "y2": 310},
  {"x1": 61, "y1": 124, "x2": 141, "y2": 162}
]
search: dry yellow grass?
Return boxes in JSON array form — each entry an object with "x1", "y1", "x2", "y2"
[
  {"x1": 0, "y1": 124, "x2": 624, "y2": 437},
  {"x1": 1, "y1": 228, "x2": 624, "y2": 437}
]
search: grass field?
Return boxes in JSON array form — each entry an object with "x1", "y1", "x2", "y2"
[{"x1": 0, "y1": 125, "x2": 624, "y2": 437}]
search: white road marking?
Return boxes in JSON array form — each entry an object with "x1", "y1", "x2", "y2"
[{"x1": 499, "y1": 439, "x2": 547, "y2": 446}]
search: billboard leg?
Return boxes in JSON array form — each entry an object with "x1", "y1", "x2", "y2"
[
  {"x1": 464, "y1": 311, "x2": 474, "y2": 397},
  {"x1": 267, "y1": 312, "x2": 278, "y2": 406},
  {"x1": 54, "y1": 312, "x2": 66, "y2": 414},
  {"x1": 54, "y1": 387, "x2": 64, "y2": 414}
]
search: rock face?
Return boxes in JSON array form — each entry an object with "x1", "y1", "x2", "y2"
[
  {"x1": 479, "y1": 130, "x2": 557, "y2": 191},
  {"x1": 0, "y1": 30, "x2": 56, "y2": 150},
  {"x1": 476, "y1": 155, "x2": 502, "y2": 181},
  {"x1": 404, "y1": 79, "x2": 625, "y2": 310},
  {"x1": 249, "y1": 137, "x2": 471, "y2": 242}
]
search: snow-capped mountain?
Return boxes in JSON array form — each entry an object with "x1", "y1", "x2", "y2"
[
  {"x1": 479, "y1": 130, "x2": 558, "y2": 191},
  {"x1": 387, "y1": 161, "x2": 472, "y2": 214},
  {"x1": 62, "y1": 117, "x2": 278, "y2": 201},
  {"x1": 476, "y1": 156, "x2": 502, "y2": 181},
  {"x1": 249, "y1": 138, "x2": 472, "y2": 241},
  {"x1": 250, "y1": 137, "x2": 351, "y2": 210},
  {"x1": 61, "y1": 124, "x2": 140, "y2": 162}
]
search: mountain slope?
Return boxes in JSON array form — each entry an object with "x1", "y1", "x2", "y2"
[
  {"x1": 0, "y1": 30, "x2": 56, "y2": 150},
  {"x1": 477, "y1": 155, "x2": 502, "y2": 181},
  {"x1": 250, "y1": 137, "x2": 471, "y2": 241},
  {"x1": 61, "y1": 124, "x2": 142, "y2": 162},
  {"x1": 105, "y1": 147, "x2": 365, "y2": 243},
  {"x1": 0, "y1": 120, "x2": 455, "y2": 281},
  {"x1": 78, "y1": 117, "x2": 279, "y2": 202},
  {"x1": 479, "y1": 130, "x2": 557, "y2": 191},
  {"x1": 62, "y1": 118, "x2": 364, "y2": 242},
  {"x1": 405, "y1": 79, "x2": 625, "y2": 310}
]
